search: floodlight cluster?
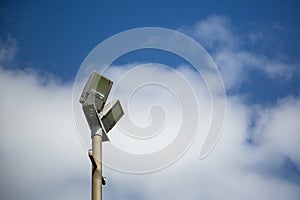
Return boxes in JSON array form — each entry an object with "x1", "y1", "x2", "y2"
[{"x1": 79, "y1": 71, "x2": 124, "y2": 140}]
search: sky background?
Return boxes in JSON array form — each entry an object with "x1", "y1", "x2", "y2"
[{"x1": 0, "y1": 0, "x2": 300, "y2": 200}]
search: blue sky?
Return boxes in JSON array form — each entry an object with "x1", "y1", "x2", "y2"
[
  {"x1": 1, "y1": 0, "x2": 300, "y2": 200},
  {"x1": 1, "y1": 0, "x2": 299, "y2": 73}
]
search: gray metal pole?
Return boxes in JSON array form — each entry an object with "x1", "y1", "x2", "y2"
[{"x1": 91, "y1": 129, "x2": 102, "y2": 200}]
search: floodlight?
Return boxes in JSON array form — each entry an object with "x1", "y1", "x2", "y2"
[
  {"x1": 99, "y1": 99, "x2": 124, "y2": 134},
  {"x1": 79, "y1": 71, "x2": 113, "y2": 112}
]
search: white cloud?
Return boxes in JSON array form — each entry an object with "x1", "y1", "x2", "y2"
[
  {"x1": 191, "y1": 15, "x2": 238, "y2": 50},
  {"x1": 251, "y1": 97, "x2": 300, "y2": 165},
  {"x1": 182, "y1": 15, "x2": 295, "y2": 89},
  {"x1": 0, "y1": 67, "x2": 90, "y2": 200},
  {"x1": 1, "y1": 60, "x2": 300, "y2": 200},
  {"x1": 101, "y1": 93, "x2": 300, "y2": 200}
]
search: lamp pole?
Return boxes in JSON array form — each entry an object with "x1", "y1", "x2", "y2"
[
  {"x1": 80, "y1": 72, "x2": 124, "y2": 200},
  {"x1": 89, "y1": 128, "x2": 103, "y2": 200}
]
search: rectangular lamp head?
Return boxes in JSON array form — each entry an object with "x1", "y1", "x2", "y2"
[
  {"x1": 79, "y1": 72, "x2": 113, "y2": 112},
  {"x1": 100, "y1": 99, "x2": 124, "y2": 133}
]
